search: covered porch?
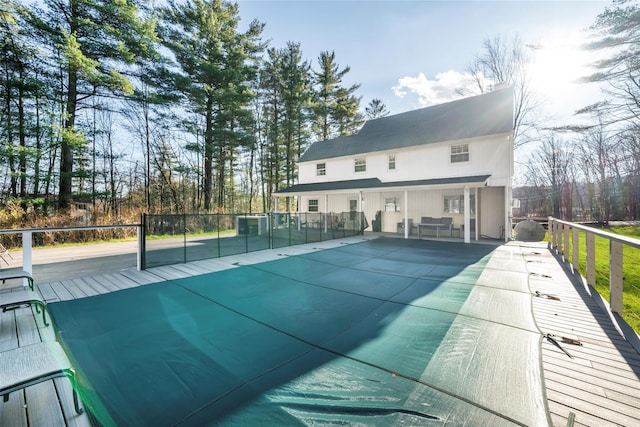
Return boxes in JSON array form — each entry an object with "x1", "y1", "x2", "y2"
[{"x1": 275, "y1": 175, "x2": 511, "y2": 243}]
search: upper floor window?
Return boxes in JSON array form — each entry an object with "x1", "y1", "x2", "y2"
[
  {"x1": 450, "y1": 144, "x2": 469, "y2": 163},
  {"x1": 354, "y1": 157, "x2": 366, "y2": 172},
  {"x1": 388, "y1": 154, "x2": 396, "y2": 170},
  {"x1": 308, "y1": 199, "x2": 319, "y2": 212},
  {"x1": 316, "y1": 163, "x2": 326, "y2": 176}
]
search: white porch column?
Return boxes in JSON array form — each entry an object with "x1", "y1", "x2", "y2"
[
  {"x1": 504, "y1": 185, "x2": 511, "y2": 242},
  {"x1": 359, "y1": 191, "x2": 364, "y2": 231},
  {"x1": 463, "y1": 186, "x2": 470, "y2": 243},
  {"x1": 404, "y1": 190, "x2": 409, "y2": 239},
  {"x1": 298, "y1": 196, "x2": 302, "y2": 231},
  {"x1": 274, "y1": 196, "x2": 278, "y2": 213},
  {"x1": 324, "y1": 194, "x2": 329, "y2": 232},
  {"x1": 474, "y1": 188, "x2": 479, "y2": 241}
]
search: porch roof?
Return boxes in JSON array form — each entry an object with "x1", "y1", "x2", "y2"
[{"x1": 275, "y1": 174, "x2": 491, "y2": 195}]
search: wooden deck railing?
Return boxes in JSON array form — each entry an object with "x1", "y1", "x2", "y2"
[{"x1": 548, "y1": 218, "x2": 640, "y2": 336}]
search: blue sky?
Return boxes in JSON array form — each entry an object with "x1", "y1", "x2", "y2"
[{"x1": 237, "y1": 0, "x2": 609, "y2": 123}]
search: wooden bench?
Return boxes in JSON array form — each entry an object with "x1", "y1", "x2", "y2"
[{"x1": 417, "y1": 217, "x2": 453, "y2": 238}]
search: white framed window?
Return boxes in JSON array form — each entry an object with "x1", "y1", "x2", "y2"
[
  {"x1": 316, "y1": 163, "x2": 326, "y2": 176},
  {"x1": 388, "y1": 154, "x2": 396, "y2": 170},
  {"x1": 384, "y1": 197, "x2": 400, "y2": 212},
  {"x1": 308, "y1": 199, "x2": 319, "y2": 212},
  {"x1": 354, "y1": 157, "x2": 366, "y2": 172},
  {"x1": 444, "y1": 195, "x2": 476, "y2": 214},
  {"x1": 450, "y1": 144, "x2": 469, "y2": 163}
]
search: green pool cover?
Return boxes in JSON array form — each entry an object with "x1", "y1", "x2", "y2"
[{"x1": 49, "y1": 238, "x2": 550, "y2": 426}]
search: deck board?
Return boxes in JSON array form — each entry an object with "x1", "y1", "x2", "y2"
[
  {"x1": 2, "y1": 236, "x2": 640, "y2": 426},
  {"x1": 526, "y1": 241, "x2": 640, "y2": 426}
]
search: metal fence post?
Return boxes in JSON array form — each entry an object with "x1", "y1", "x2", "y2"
[{"x1": 138, "y1": 213, "x2": 146, "y2": 270}]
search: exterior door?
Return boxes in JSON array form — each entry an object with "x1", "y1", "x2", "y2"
[{"x1": 349, "y1": 198, "x2": 358, "y2": 220}]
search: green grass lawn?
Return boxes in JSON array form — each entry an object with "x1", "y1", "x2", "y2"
[{"x1": 558, "y1": 225, "x2": 640, "y2": 334}]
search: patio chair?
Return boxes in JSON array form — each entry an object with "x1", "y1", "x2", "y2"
[
  {"x1": 0, "y1": 269, "x2": 46, "y2": 325},
  {"x1": 0, "y1": 341, "x2": 84, "y2": 415},
  {"x1": 0, "y1": 242, "x2": 13, "y2": 266},
  {"x1": 0, "y1": 269, "x2": 35, "y2": 290},
  {"x1": 1, "y1": 289, "x2": 49, "y2": 326}
]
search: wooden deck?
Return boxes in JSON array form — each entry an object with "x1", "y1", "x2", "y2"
[{"x1": 1, "y1": 237, "x2": 639, "y2": 426}]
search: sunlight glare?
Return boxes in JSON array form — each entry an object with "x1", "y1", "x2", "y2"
[{"x1": 529, "y1": 38, "x2": 591, "y2": 98}]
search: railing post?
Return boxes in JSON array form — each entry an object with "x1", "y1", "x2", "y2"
[
  {"x1": 22, "y1": 231, "x2": 33, "y2": 286},
  {"x1": 557, "y1": 222, "x2": 563, "y2": 255},
  {"x1": 586, "y1": 231, "x2": 596, "y2": 288},
  {"x1": 564, "y1": 223, "x2": 570, "y2": 261},
  {"x1": 547, "y1": 218, "x2": 554, "y2": 250},
  {"x1": 610, "y1": 240, "x2": 624, "y2": 314},
  {"x1": 572, "y1": 226, "x2": 579, "y2": 273}
]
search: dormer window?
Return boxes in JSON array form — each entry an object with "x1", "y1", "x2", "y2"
[
  {"x1": 316, "y1": 163, "x2": 326, "y2": 176},
  {"x1": 450, "y1": 144, "x2": 469, "y2": 163},
  {"x1": 354, "y1": 157, "x2": 366, "y2": 172}
]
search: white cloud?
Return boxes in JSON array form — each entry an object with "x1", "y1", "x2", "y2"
[{"x1": 392, "y1": 70, "x2": 490, "y2": 106}]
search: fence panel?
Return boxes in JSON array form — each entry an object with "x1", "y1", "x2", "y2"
[{"x1": 144, "y1": 212, "x2": 367, "y2": 268}]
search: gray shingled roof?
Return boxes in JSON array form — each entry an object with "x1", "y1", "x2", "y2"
[
  {"x1": 300, "y1": 87, "x2": 513, "y2": 162},
  {"x1": 276, "y1": 175, "x2": 491, "y2": 194}
]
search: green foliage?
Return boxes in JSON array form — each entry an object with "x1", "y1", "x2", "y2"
[
  {"x1": 160, "y1": 0, "x2": 265, "y2": 211},
  {"x1": 583, "y1": 0, "x2": 640, "y2": 127},
  {"x1": 311, "y1": 50, "x2": 361, "y2": 141},
  {"x1": 561, "y1": 226, "x2": 640, "y2": 333}
]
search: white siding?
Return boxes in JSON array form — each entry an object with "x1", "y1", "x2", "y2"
[
  {"x1": 479, "y1": 187, "x2": 505, "y2": 239},
  {"x1": 298, "y1": 134, "x2": 511, "y2": 185}
]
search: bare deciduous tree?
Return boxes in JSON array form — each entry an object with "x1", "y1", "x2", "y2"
[{"x1": 468, "y1": 34, "x2": 542, "y2": 148}]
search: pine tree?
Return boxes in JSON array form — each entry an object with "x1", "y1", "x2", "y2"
[
  {"x1": 365, "y1": 98, "x2": 390, "y2": 120},
  {"x1": 259, "y1": 42, "x2": 312, "y2": 210},
  {"x1": 160, "y1": 0, "x2": 264, "y2": 211},
  {"x1": 311, "y1": 51, "x2": 361, "y2": 141}
]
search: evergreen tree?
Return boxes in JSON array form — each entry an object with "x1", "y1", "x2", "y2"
[
  {"x1": 160, "y1": 0, "x2": 264, "y2": 211},
  {"x1": 365, "y1": 98, "x2": 390, "y2": 119},
  {"x1": 581, "y1": 0, "x2": 640, "y2": 127},
  {"x1": 311, "y1": 50, "x2": 361, "y2": 141},
  {"x1": 259, "y1": 42, "x2": 312, "y2": 210}
]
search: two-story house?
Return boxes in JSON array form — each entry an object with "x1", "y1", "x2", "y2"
[{"x1": 274, "y1": 87, "x2": 514, "y2": 243}]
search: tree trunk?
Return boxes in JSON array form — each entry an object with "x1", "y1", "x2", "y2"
[
  {"x1": 59, "y1": 68, "x2": 78, "y2": 210},
  {"x1": 203, "y1": 97, "x2": 214, "y2": 211}
]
